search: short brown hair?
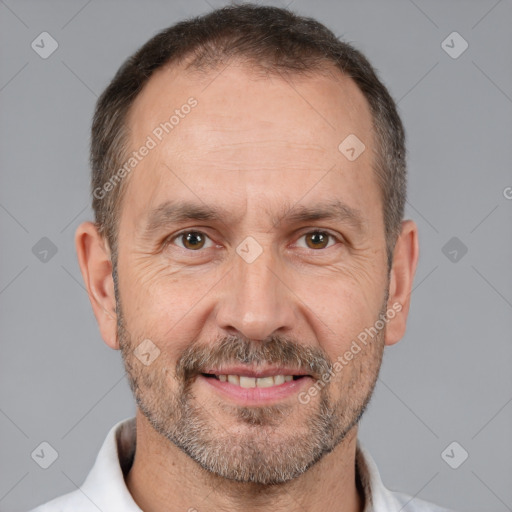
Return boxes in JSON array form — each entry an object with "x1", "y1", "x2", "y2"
[{"x1": 91, "y1": 4, "x2": 406, "y2": 267}]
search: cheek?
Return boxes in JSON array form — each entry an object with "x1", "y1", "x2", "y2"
[
  {"x1": 119, "y1": 254, "x2": 209, "y2": 320},
  {"x1": 301, "y1": 270, "x2": 385, "y2": 345},
  {"x1": 295, "y1": 274, "x2": 386, "y2": 390},
  {"x1": 125, "y1": 282, "x2": 185, "y2": 339}
]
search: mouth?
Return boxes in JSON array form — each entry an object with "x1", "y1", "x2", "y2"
[
  {"x1": 198, "y1": 367, "x2": 313, "y2": 405},
  {"x1": 201, "y1": 373, "x2": 307, "y2": 388}
]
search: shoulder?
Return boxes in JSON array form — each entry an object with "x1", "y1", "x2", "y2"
[
  {"x1": 26, "y1": 417, "x2": 138, "y2": 512},
  {"x1": 27, "y1": 489, "x2": 93, "y2": 512},
  {"x1": 389, "y1": 490, "x2": 456, "y2": 512},
  {"x1": 356, "y1": 441, "x2": 457, "y2": 512}
]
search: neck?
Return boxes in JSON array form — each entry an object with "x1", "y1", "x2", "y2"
[{"x1": 125, "y1": 410, "x2": 363, "y2": 512}]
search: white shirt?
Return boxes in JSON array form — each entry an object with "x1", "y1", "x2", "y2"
[{"x1": 29, "y1": 417, "x2": 455, "y2": 512}]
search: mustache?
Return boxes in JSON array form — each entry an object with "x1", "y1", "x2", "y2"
[{"x1": 175, "y1": 334, "x2": 332, "y2": 381}]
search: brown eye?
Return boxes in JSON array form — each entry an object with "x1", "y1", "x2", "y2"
[
  {"x1": 176, "y1": 231, "x2": 209, "y2": 250},
  {"x1": 304, "y1": 231, "x2": 331, "y2": 249}
]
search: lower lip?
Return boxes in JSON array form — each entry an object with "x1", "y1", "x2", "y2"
[{"x1": 198, "y1": 374, "x2": 313, "y2": 405}]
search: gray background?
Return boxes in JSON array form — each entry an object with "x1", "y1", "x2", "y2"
[{"x1": 1, "y1": 0, "x2": 511, "y2": 511}]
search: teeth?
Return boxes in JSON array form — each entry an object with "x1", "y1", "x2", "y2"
[
  {"x1": 227, "y1": 375, "x2": 239, "y2": 386},
  {"x1": 273, "y1": 375, "x2": 285, "y2": 385},
  {"x1": 239, "y1": 376, "x2": 256, "y2": 388},
  {"x1": 215, "y1": 374, "x2": 297, "y2": 387},
  {"x1": 257, "y1": 376, "x2": 275, "y2": 388}
]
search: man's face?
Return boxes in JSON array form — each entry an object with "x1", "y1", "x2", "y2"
[{"x1": 115, "y1": 61, "x2": 390, "y2": 484}]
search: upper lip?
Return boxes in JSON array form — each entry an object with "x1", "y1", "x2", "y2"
[{"x1": 202, "y1": 366, "x2": 310, "y2": 378}]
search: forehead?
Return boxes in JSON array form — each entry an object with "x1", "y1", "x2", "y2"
[
  {"x1": 128, "y1": 58, "x2": 373, "y2": 150},
  {"x1": 122, "y1": 59, "x2": 378, "y2": 225}
]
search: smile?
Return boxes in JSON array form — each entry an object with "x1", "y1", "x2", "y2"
[
  {"x1": 199, "y1": 369, "x2": 312, "y2": 405},
  {"x1": 202, "y1": 374, "x2": 304, "y2": 388}
]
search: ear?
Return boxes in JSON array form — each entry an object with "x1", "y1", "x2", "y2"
[
  {"x1": 384, "y1": 220, "x2": 419, "y2": 346},
  {"x1": 75, "y1": 221, "x2": 119, "y2": 350}
]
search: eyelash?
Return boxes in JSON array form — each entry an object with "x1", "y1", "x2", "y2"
[{"x1": 166, "y1": 229, "x2": 342, "y2": 252}]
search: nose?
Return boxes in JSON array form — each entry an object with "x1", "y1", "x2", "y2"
[{"x1": 215, "y1": 243, "x2": 297, "y2": 341}]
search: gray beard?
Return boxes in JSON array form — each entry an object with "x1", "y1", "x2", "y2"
[{"x1": 117, "y1": 300, "x2": 385, "y2": 485}]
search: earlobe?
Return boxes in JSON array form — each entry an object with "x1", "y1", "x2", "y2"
[
  {"x1": 384, "y1": 220, "x2": 419, "y2": 346},
  {"x1": 75, "y1": 221, "x2": 119, "y2": 350}
]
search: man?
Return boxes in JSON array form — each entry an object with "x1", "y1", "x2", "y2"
[{"x1": 30, "y1": 4, "x2": 454, "y2": 512}]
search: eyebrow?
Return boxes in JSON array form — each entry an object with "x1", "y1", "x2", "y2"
[
  {"x1": 141, "y1": 200, "x2": 231, "y2": 238},
  {"x1": 141, "y1": 198, "x2": 366, "y2": 238},
  {"x1": 274, "y1": 200, "x2": 366, "y2": 233}
]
